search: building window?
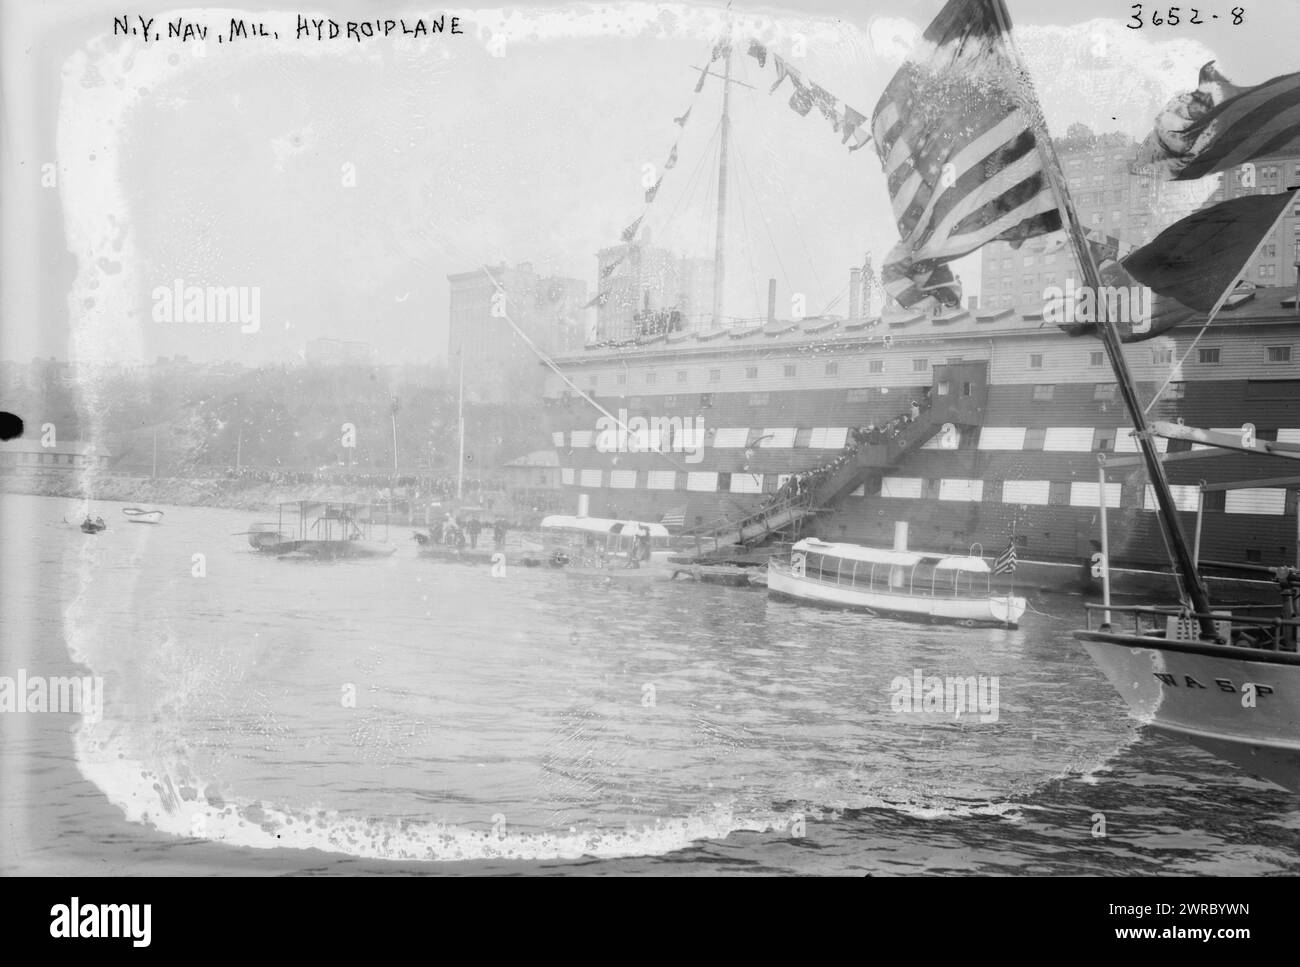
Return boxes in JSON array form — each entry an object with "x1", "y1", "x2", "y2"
[
  {"x1": 700, "y1": 393, "x2": 714, "y2": 407},
  {"x1": 1089, "y1": 351, "x2": 1104, "y2": 367},
  {"x1": 748, "y1": 393, "x2": 770, "y2": 406},
  {"x1": 1152, "y1": 347, "x2": 1173, "y2": 365},
  {"x1": 784, "y1": 364, "x2": 797, "y2": 378},
  {"x1": 1198, "y1": 347, "x2": 1221, "y2": 364},
  {"x1": 846, "y1": 388, "x2": 874, "y2": 403},
  {"x1": 746, "y1": 366, "x2": 758, "y2": 379},
  {"x1": 912, "y1": 358, "x2": 929, "y2": 372},
  {"x1": 1162, "y1": 381, "x2": 1187, "y2": 401},
  {"x1": 1262, "y1": 244, "x2": 1277, "y2": 258},
  {"x1": 825, "y1": 361, "x2": 838, "y2": 376},
  {"x1": 616, "y1": 373, "x2": 627, "y2": 385},
  {"x1": 676, "y1": 370, "x2": 688, "y2": 383},
  {"x1": 645, "y1": 372, "x2": 656, "y2": 384},
  {"x1": 1029, "y1": 353, "x2": 1043, "y2": 369},
  {"x1": 663, "y1": 395, "x2": 677, "y2": 407},
  {"x1": 708, "y1": 369, "x2": 721, "y2": 383},
  {"x1": 1260, "y1": 265, "x2": 1278, "y2": 280},
  {"x1": 869, "y1": 360, "x2": 884, "y2": 374},
  {"x1": 1093, "y1": 383, "x2": 1117, "y2": 402},
  {"x1": 1267, "y1": 346, "x2": 1292, "y2": 364},
  {"x1": 1032, "y1": 384, "x2": 1055, "y2": 401}
]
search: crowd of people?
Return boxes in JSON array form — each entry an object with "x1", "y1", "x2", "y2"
[
  {"x1": 219, "y1": 465, "x2": 496, "y2": 498},
  {"x1": 753, "y1": 397, "x2": 933, "y2": 515},
  {"x1": 427, "y1": 513, "x2": 510, "y2": 550}
]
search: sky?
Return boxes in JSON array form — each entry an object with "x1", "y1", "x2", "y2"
[{"x1": 1, "y1": 0, "x2": 1298, "y2": 366}]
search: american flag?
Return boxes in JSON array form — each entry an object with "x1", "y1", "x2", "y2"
[
  {"x1": 994, "y1": 540, "x2": 1017, "y2": 575},
  {"x1": 1135, "y1": 62, "x2": 1300, "y2": 181},
  {"x1": 871, "y1": 0, "x2": 1062, "y2": 310}
]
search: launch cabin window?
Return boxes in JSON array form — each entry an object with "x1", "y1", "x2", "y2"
[
  {"x1": 1093, "y1": 383, "x2": 1117, "y2": 402},
  {"x1": 663, "y1": 396, "x2": 677, "y2": 408},
  {"x1": 846, "y1": 389, "x2": 873, "y2": 403},
  {"x1": 1198, "y1": 348, "x2": 1221, "y2": 364},
  {"x1": 1162, "y1": 382, "x2": 1186, "y2": 400},
  {"x1": 748, "y1": 393, "x2": 770, "y2": 406},
  {"x1": 1267, "y1": 347, "x2": 1292, "y2": 364},
  {"x1": 1031, "y1": 384, "x2": 1055, "y2": 401}
]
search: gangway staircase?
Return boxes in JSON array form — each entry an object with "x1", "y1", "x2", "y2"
[{"x1": 680, "y1": 362, "x2": 987, "y2": 558}]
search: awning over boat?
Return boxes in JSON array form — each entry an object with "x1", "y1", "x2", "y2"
[
  {"x1": 541, "y1": 516, "x2": 670, "y2": 538},
  {"x1": 934, "y1": 556, "x2": 991, "y2": 573},
  {"x1": 792, "y1": 539, "x2": 924, "y2": 567}
]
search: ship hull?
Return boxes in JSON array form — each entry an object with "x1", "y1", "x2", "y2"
[{"x1": 1077, "y1": 630, "x2": 1300, "y2": 791}]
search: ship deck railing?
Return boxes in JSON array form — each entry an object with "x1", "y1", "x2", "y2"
[{"x1": 1083, "y1": 603, "x2": 1300, "y2": 652}]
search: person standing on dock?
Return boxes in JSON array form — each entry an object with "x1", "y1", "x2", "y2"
[
  {"x1": 493, "y1": 519, "x2": 507, "y2": 551},
  {"x1": 467, "y1": 517, "x2": 482, "y2": 550}
]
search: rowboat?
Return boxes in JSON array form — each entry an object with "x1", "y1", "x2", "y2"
[{"x1": 122, "y1": 507, "x2": 164, "y2": 524}]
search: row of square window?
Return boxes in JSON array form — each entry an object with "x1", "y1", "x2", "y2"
[
  {"x1": 559, "y1": 469, "x2": 1296, "y2": 515},
  {"x1": 595, "y1": 358, "x2": 928, "y2": 385},
  {"x1": 1035, "y1": 347, "x2": 1294, "y2": 369},
  {"x1": 587, "y1": 346, "x2": 1297, "y2": 388}
]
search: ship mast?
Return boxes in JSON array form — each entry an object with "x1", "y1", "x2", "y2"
[
  {"x1": 989, "y1": 0, "x2": 1217, "y2": 639},
  {"x1": 710, "y1": 44, "x2": 732, "y2": 330}
]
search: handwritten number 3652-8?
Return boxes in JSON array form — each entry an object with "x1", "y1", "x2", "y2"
[{"x1": 1128, "y1": 5, "x2": 1244, "y2": 27}]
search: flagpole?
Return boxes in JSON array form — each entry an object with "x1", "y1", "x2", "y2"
[
  {"x1": 1143, "y1": 187, "x2": 1300, "y2": 413},
  {"x1": 990, "y1": 0, "x2": 1217, "y2": 638},
  {"x1": 711, "y1": 43, "x2": 732, "y2": 330},
  {"x1": 1098, "y1": 456, "x2": 1112, "y2": 628}
]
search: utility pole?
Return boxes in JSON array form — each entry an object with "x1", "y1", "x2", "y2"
[
  {"x1": 391, "y1": 397, "x2": 400, "y2": 473},
  {"x1": 457, "y1": 352, "x2": 465, "y2": 500}
]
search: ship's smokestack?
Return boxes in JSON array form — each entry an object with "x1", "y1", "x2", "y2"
[
  {"x1": 767, "y1": 278, "x2": 777, "y2": 323},
  {"x1": 849, "y1": 268, "x2": 862, "y2": 320}
]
